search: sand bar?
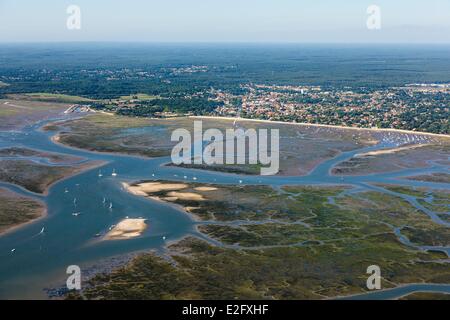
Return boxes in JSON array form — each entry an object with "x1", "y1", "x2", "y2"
[
  {"x1": 355, "y1": 144, "x2": 428, "y2": 157},
  {"x1": 123, "y1": 182, "x2": 188, "y2": 196},
  {"x1": 166, "y1": 191, "x2": 205, "y2": 201},
  {"x1": 104, "y1": 218, "x2": 148, "y2": 240},
  {"x1": 194, "y1": 187, "x2": 218, "y2": 192}
]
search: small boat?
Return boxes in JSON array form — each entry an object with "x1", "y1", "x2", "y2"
[
  {"x1": 239, "y1": 180, "x2": 243, "y2": 184},
  {"x1": 111, "y1": 169, "x2": 117, "y2": 177},
  {"x1": 64, "y1": 188, "x2": 69, "y2": 193},
  {"x1": 193, "y1": 177, "x2": 197, "y2": 181},
  {"x1": 109, "y1": 225, "x2": 116, "y2": 231},
  {"x1": 94, "y1": 233, "x2": 102, "y2": 238},
  {"x1": 109, "y1": 202, "x2": 113, "y2": 210},
  {"x1": 162, "y1": 236, "x2": 166, "y2": 241},
  {"x1": 11, "y1": 248, "x2": 16, "y2": 253},
  {"x1": 98, "y1": 170, "x2": 103, "y2": 177},
  {"x1": 102, "y1": 197, "x2": 106, "y2": 204},
  {"x1": 72, "y1": 212, "x2": 81, "y2": 217},
  {"x1": 39, "y1": 227, "x2": 45, "y2": 235}
]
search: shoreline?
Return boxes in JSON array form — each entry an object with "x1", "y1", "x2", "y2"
[
  {"x1": 191, "y1": 116, "x2": 450, "y2": 139},
  {"x1": 0, "y1": 208, "x2": 47, "y2": 237},
  {"x1": 334, "y1": 283, "x2": 450, "y2": 300},
  {"x1": 0, "y1": 188, "x2": 48, "y2": 237},
  {"x1": 0, "y1": 158, "x2": 106, "y2": 236},
  {"x1": 122, "y1": 181, "x2": 203, "y2": 222},
  {"x1": 41, "y1": 158, "x2": 108, "y2": 196},
  {"x1": 50, "y1": 133, "x2": 156, "y2": 161},
  {"x1": 104, "y1": 218, "x2": 148, "y2": 241}
]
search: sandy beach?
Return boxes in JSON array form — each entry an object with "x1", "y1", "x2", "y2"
[
  {"x1": 355, "y1": 144, "x2": 428, "y2": 157},
  {"x1": 0, "y1": 188, "x2": 47, "y2": 237},
  {"x1": 104, "y1": 218, "x2": 148, "y2": 240},
  {"x1": 122, "y1": 182, "x2": 188, "y2": 195},
  {"x1": 194, "y1": 186, "x2": 218, "y2": 192},
  {"x1": 121, "y1": 181, "x2": 208, "y2": 221}
]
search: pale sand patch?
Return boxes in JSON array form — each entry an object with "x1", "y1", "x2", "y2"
[
  {"x1": 194, "y1": 186, "x2": 218, "y2": 192},
  {"x1": 166, "y1": 191, "x2": 205, "y2": 201},
  {"x1": 51, "y1": 135, "x2": 60, "y2": 143},
  {"x1": 163, "y1": 197, "x2": 179, "y2": 202},
  {"x1": 355, "y1": 144, "x2": 427, "y2": 157},
  {"x1": 104, "y1": 218, "x2": 148, "y2": 240},
  {"x1": 123, "y1": 182, "x2": 188, "y2": 195}
]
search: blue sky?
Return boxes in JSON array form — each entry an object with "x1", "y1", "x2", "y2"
[{"x1": 0, "y1": 0, "x2": 449, "y2": 43}]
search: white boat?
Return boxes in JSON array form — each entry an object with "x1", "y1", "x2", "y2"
[
  {"x1": 111, "y1": 169, "x2": 117, "y2": 177},
  {"x1": 98, "y1": 170, "x2": 103, "y2": 177},
  {"x1": 162, "y1": 236, "x2": 166, "y2": 241},
  {"x1": 102, "y1": 197, "x2": 106, "y2": 204},
  {"x1": 39, "y1": 227, "x2": 45, "y2": 235},
  {"x1": 11, "y1": 249, "x2": 16, "y2": 253},
  {"x1": 109, "y1": 202, "x2": 113, "y2": 210},
  {"x1": 72, "y1": 212, "x2": 81, "y2": 217}
]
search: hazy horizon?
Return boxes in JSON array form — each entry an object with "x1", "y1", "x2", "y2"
[{"x1": 1, "y1": 0, "x2": 449, "y2": 43}]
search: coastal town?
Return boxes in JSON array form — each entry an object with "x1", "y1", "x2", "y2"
[{"x1": 211, "y1": 83, "x2": 450, "y2": 134}]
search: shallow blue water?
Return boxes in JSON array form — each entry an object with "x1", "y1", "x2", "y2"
[{"x1": 341, "y1": 284, "x2": 450, "y2": 300}]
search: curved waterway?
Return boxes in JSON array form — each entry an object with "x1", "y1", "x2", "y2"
[{"x1": 0, "y1": 117, "x2": 448, "y2": 299}]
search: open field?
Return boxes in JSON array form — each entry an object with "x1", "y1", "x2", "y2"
[
  {"x1": 400, "y1": 292, "x2": 450, "y2": 300},
  {"x1": 406, "y1": 173, "x2": 450, "y2": 184},
  {"x1": 0, "y1": 96, "x2": 70, "y2": 130},
  {"x1": 0, "y1": 158, "x2": 103, "y2": 194},
  {"x1": 46, "y1": 114, "x2": 176, "y2": 158},
  {"x1": 48, "y1": 113, "x2": 383, "y2": 176},
  {"x1": 0, "y1": 188, "x2": 45, "y2": 235},
  {"x1": 118, "y1": 94, "x2": 159, "y2": 101},
  {"x1": 0, "y1": 147, "x2": 82, "y2": 164},
  {"x1": 79, "y1": 180, "x2": 449, "y2": 299},
  {"x1": 23, "y1": 93, "x2": 93, "y2": 103},
  {"x1": 333, "y1": 143, "x2": 450, "y2": 176},
  {"x1": 48, "y1": 113, "x2": 450, "y2": 177},
  {"x1": 73, "y1": 233, "x2": 448, "y2": 300}
]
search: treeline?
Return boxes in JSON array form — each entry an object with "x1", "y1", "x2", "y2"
[{"x1": 114, "y1": 98, "x2": 223, "y2": 117}]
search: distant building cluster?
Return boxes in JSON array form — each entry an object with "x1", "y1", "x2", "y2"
[{"x1": 211, "y1": 83, "x2": 450, "y2": 134}]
